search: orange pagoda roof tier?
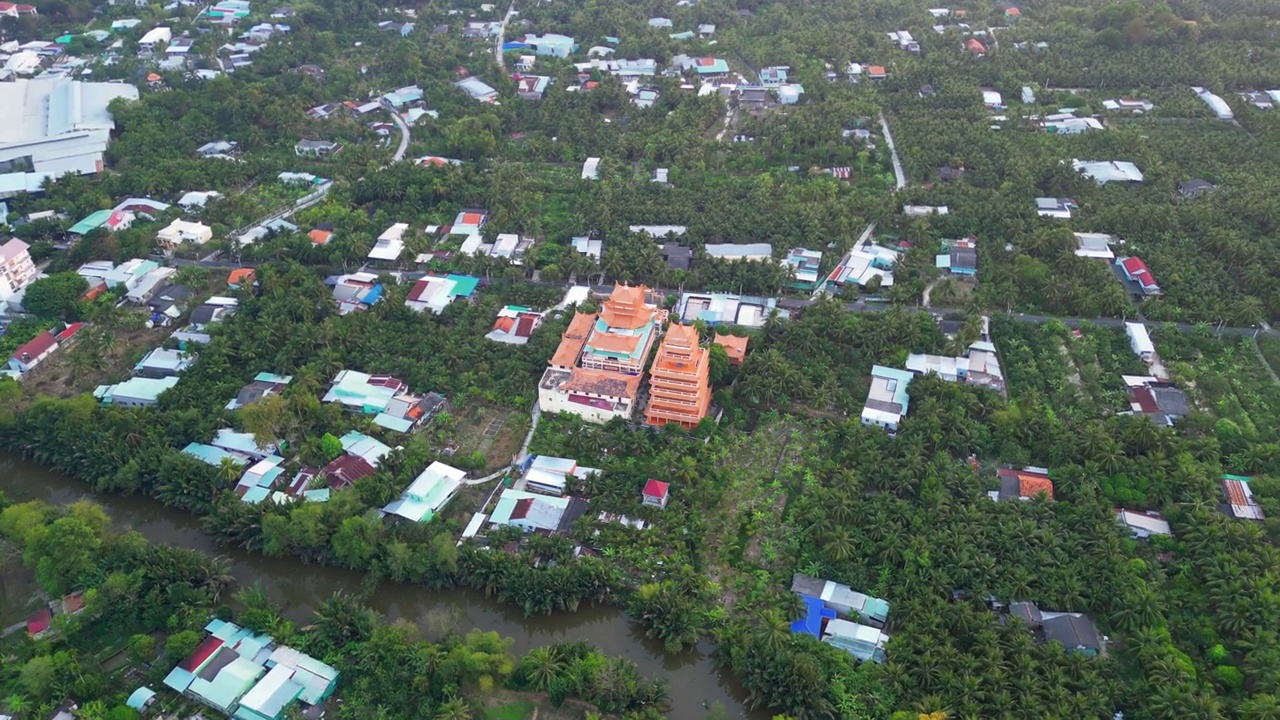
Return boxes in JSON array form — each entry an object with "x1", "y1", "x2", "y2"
[
  {"x1": 645, "y1": 323, "x2": 712, "y2": 429},
  {"x1": 600, "y1": 283, "x2": 656, "y2": 330}
]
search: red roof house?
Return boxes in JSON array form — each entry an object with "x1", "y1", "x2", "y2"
[
  {"x1": 26, "y1": 608, "x2": 52, "y2": 637},
  {"x1": 178, "y1": 636, "x2": 224, "y2": 671},
  {"x1": 227, "y1": 268, "x2": 256, "y2": 287},
  {"x1": 966, "y1": 38, "x2": 987, "y2": 55},
  {"x1": 642, "y1": 479, "x2": 670, "y2": 509},
  {"x1": 9, "y1": 330, "x2": 59, "y2": 374},
  {"x1": 1119, "y1": 257, "x2": 1160, "y2": 294},
  {"x1": 322, "y1": 454, "x2": 377, "y2": 489},
  {"x1": 56, "y1": 323, "x2": 85, "y2": 345}
]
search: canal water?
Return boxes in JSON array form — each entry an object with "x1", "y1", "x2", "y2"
[{"x1": 0, "y1": 454, "x2": 763, "y2": 720}]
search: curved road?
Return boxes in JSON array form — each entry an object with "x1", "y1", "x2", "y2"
[
  {"x1": 495, "y1": 2, "x2": 517, "y2": 68},
  {"x1": 390, "y1": 110, "x2": 410, "y2": 163},
  {"x1": 879, "y1": 111, "x2": 907, "y2": 189}
]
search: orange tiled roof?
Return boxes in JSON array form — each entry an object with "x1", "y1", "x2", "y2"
[
  {"x1": 665, "y1": 322, "x2": 698, "y2": 347},
  {"x1": 1018, "y1": 473, "x2": 1054, "y2": 500},
  {"x1": 869, "y1": 66, "x2": 886, "y2": 75},
  {"x1": 714, "y1": 333, "x2": 748, "y2": 362},
  {"x1": 461, "y1": 212, "x2": 484, "y2": 225},
  {"x1": 550, "y1": 311, "x2": 597, "y2": 368},
  {"x1": 228, "y1": 268, "x2": 255, "y2": 284},
  {"x1": 309, "y1": 229, "x2": 333, "y2": 244},
  {"x1": 563, "y1": 368, "x2": 641, "y2": 398},
  {"x1": 1225, "y1": 480, "x2": 1250, "y2": 506},
  {"x1": 493, "y1": 316, "x2": 516, "y2": 333},
  {"x1": 599, "y1": 284, "x2": 654, "y2": 330},
  {"x1": 589, "y1": 332, "x2": 641, "y2": 355}
]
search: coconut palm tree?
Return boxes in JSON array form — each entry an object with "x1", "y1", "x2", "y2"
[
  {"x1": 433, "y1": 696, "x2": 473, "y2": 720},
  {"x1": 521, "y1": 646, "x2": 563, "y2": 691}
]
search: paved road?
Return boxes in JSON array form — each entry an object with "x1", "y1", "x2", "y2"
[
  {"x1": 495, "y1": 2, "x2": 516, "y2": 68},
  {"x1": 879, "y1": 111, "x2": 907, "y2": 189},
  {"x1": 164, "y1": 257, "x2": 1278, "y2": 339},
  {"x1": 390, "y1": 110, "x2": 410, "y2": 163}
]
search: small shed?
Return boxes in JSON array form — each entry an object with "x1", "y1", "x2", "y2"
[
  {"x1": 642, "y1": 479, "x2": 670, "y2": 508},
  {"x1": 126, "y1": 686, "x2": 157, "y2": 711}
]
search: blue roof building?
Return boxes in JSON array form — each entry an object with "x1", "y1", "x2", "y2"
[
  {"x1": 183, "y1": 443, "x2": 249, "y2": 468},
  {"x1": 791, "y1": 593, "x2": 836, "y2": 637},
  {"x1": 760, "y1": 66, "x2": 788, "y2": 86},
  {"x1": 861, "y1": 365, "x2": 914, "y2": 435},
  {"x1": 694, "y1": 58, "x2": 730, "y2": 75},
  {"x1": 163, "y1": 619, "x2": 338, "y2": 720},
  {"x1": 524, "y1": 33, "x2": 578, "y2": 58},
  {"x1": 94, "y1": 376, "x2": 179, "y2": 407}
]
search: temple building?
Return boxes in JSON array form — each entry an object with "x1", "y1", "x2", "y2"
[
  {"x1": 645, "y1": 323, "x2": 711, "y2": 428},
  {"x1": 538, "y1": 284, "x2": 664, "y2": 423}
]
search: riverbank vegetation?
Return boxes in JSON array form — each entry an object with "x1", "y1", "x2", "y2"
[
  {"x1": 0, "y1": 495, "x2": 668, "y2": 720},
  {"x1": 1, "y1": 0, "x2": 1280, "y2": 715},
  {"x1": 7, "y1": 264, "x2": 1280, "y2": 717}
]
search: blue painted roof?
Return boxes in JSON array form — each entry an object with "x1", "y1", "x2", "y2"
[
  {"x1": 183, "y1": 443, "x2": 248, "y2": 467},
  {"x1": 126, "y1": 686, "x2": 156, "y2": 710},
  {"x1": 791, "y1": 593, "x2": 836, "y2": 637}
]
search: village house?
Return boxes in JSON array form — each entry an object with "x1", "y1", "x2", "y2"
[
  {"x1": 162, "y1": 619, "x2": 338, "y2": 719},
  {"x1": 5, "y1": 323, "x2": 83, "y2": 378},
  {"x1": 786, "y1": 248, "x2": 823, "y2": 289},
  {"x1": 642, "y1": 479, "x2": 670, "y2": 508},
  {"x1": 705, "y1": 242, "x2": 773, "y2": 262},
  {"x1": 1036, "y1": 197, "x2": 1077, "y2": 219},
  {"x1": 368, "y1": 223, "x2": 408, "y2": 265},
  {"x1": 226, "y1": 371, "x2": 292, "y2": 410},
  {"x1": 1073, "y1": 159, "x2": 1144, "y2": 185},
  {"x1": 382, "y1": 461, "x2": 466, "y2": 522},
  {"x1": 454, "y1": 76, "x2": 499, "y2": 102},
  {"x1": 935, "y1": 236, "x2": 977, "y2": 276},
  {"x1": 1103, "y1": 98, "x2": 1154, "y2": 113},
  {"x1": 1117, "y1": 510, "x2": 1173, "y2": 539},
  {"x1": 1125, "y1": 322, "x2": 1155, "y2": 363},
  {"x1": 861, "y1": 365, "x2": 913, "y2": 435},
  {"x1": 489, "y1": 489, "x2": 589, "y2": 533},
  {"x1": 156, "y1": 219, "x2": 213, "y2": 250},
  {"x1": 993, "y1": 466, "x2": 1054, "y2": 501},
  {"x1": 1116, "y1": 256, "x2": 1161, "y2": 296},
  {"x1": 321, "y1": 369, "x2": 446, "y2": 432},
  {"x1": 135, "y1": 347, "x2": 195, "y2": 378},
  {"x1": 905, "y1": 340, "x2": 1005, "y2": 393},
  {"x1": 1123, "y1": 375, "x2": 1190, "y2": 426},
  {"x1": 1008, "y1": 602, "x2": 1104, "y2": 655},
  {"x1": 405, "y1": 274, "x2": 480, "y2": 314},
  {"x1": 330, "y1": 272, "x2": 383, "y2": 314},
  {"x1": 294, "y1": 139, "x2": 341, "y2": 158},
  {"x1": 520, "y1": 455, "x2": 600, "y2": 496},
  {"x1": 790, "y1": 574, "x2": 891, "y2": 663},
  {"x1": 1222, "y1": 474, "x2": 1263, "y2": 520},
  {"x1": 684, "y1": 291, "x2": 783, "y2": 327},
  {"x1": 486, "y1": 305, "x2": 545, "y2": 344},
  {"x1": 826, "y1": 243, "x2": 901, "y2": 291},
  {"x1": 1178, "y1": 178, "x2": 1216, "y2": 199},
  {"x1": 1074, "y1": 232, "x2": 1117, "y2": 260},
  {"x1": 95, "y1": 376, "x2": 180, "y2": 406},
  {"x1": 0, "y1": 237, "x2": 38, "y2": 311}
]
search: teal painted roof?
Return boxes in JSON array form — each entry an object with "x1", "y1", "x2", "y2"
[
  {"x1": 70, "y1": 209, "x2": 112, "y2": 234},
  {"x1": 183, "y1": 443, "x2": 248, "y2": 467},
  {"x1": 126, "y1": 686, "x2": 156, "y2": 710},
  {"x1": 253, "y1": 371, "x2": 293, "y2": 384},
  {"x1": 585, "y1": 317, "x2": 655, "y2": 361},
  {"x1": 445, "y1": 274, "x2": 480, "y2": 297}
]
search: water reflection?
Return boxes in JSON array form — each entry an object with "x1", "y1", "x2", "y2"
[{"x1": 0, "y1": 455, "x2": 763, "y2": 719}]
